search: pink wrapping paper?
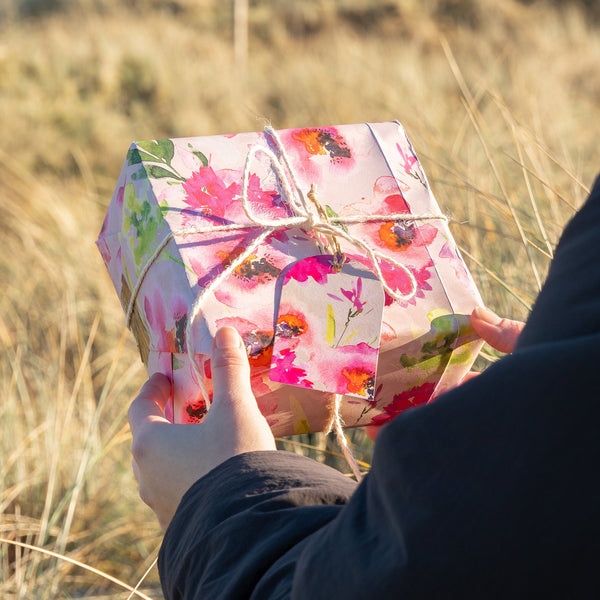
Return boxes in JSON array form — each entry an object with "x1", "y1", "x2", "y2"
[{"x1": 97, "y1": 121, "x2": 484, "y2": 435}]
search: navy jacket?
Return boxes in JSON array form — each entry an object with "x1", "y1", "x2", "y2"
[{"x1": 158, "y1": 176, "x2": 600, "y2": 599}]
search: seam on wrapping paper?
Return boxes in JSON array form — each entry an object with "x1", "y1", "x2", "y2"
[
  {"x1": 367, "y1": 121, "x2": 460, "y2": 399},
  {"x1": 366, "y1": 121, "x2": 455, "y2": 312}
]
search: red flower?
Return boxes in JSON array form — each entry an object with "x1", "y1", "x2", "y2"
[{"x1": 371, "y1": 381, "x2": 437, "y2": 426}]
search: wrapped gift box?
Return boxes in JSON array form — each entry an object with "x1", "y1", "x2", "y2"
[{"x1": 97, "y1": 121, "x2": 484, "y2": 436}]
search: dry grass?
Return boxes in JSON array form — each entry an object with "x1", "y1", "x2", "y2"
[{"x1": 1, "y1": 0, "x2": 599, "y2": 596}]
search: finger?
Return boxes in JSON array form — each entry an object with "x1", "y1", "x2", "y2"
[
  {"x1": 128, "y1": 373, "x2": 172, "y2": 435},
  {"x1": 210, "y1": 327, "x2": 255, "y2": 409},
  {"x1": 364, "y1": 424, "x2": 382, "y2": 441},
  {"x1": 472, "y1": 307, "x2": 525, "y2": 354},
  {"x1": 461, "y1": 372, "x2": 480, "y2": 383}
]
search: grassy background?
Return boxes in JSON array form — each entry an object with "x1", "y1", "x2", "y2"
[{"x1": 1, "y1": 0, "x2": 599, "y2": 596}]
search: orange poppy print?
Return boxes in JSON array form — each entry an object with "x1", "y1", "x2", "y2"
[
  {"x1": 291, "y1": 128, "x2": 352, "y2": 162},
  {"x1": 276, "y1": 313, "x2": 308, "y2": 337},
  {"x1": 379, "y1": 221, "x2": 416, "y2": 251},
  {"x1": 341, "y1": 366, "x2": 375, "y2": 398}
]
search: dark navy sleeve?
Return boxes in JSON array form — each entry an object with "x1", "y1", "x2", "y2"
[
  {"x1": 159, "y1": 176, "x2": 600, "y2": 600},
  {"x1": 158, "y1": 451, "x2": 357, "y2": 600}
]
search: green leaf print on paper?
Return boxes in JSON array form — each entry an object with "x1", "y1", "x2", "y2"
[
  {"x1": 123, "y1": 182, "x2": 165, "y2": 274},
  {"x1": 325, "y1": 205, "x2": 349, "y2": 234},
  {"x1": 146, "y1": 165, "x2": 178, "y2": 179},
  {"x1": 191, "y1": 150, "x2": 209, "y2": 166},
  {"x1": 129, "y1": 139, "x2": 186, "y2": 182},
  {"x1": 325, "y1": 304, "x2": 336, "y2": 346},
  {"x1": 399, "y1": 314, "x2": 475, "y2": 377},
  {"x1": 137, "y1": 139, "x2": 175, "y2": 163},
  {"x1": 127, "y1": 147, "x2": 158, "y2": 166}
]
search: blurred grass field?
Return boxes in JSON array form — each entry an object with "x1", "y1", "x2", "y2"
[{"x1": 1, "y1": 0, "x2": 599, "y2": 596}]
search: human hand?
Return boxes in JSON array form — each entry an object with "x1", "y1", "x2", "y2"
[
  {"x1": 470, "y1": 306, "x2": 525, "y2": 354},
  {"x1": 364, "y1": 307, "x2": 525, "y2": 441},
  {"x1": 128, "y1": 326, "x2": 276, "y2": 530}
]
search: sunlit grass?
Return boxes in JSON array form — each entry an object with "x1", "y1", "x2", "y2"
[{"x1": 1, "y1": 0, "x2": 598, "y2": 596}]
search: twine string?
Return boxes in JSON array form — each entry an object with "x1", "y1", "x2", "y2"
[
  {"x1": 125, "y1": 126, "x2": 448, "y2": 439},
  {"x1": 324, "y1": 393, "x2": 364, "y2": 482}
]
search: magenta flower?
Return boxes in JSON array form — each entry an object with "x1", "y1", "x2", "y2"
[
  {"x1": 341, "y1": 277, "x2": 366, "y2": 313},
  {"x1": 396, "y1": 142, "x2": 417, "y2": 174},
  {"x1": 328, "y1": 277, "x2": 367, "y2": 313},
  {"x1": 285, "y1": 255, "x2": 339, "y2": 285},
  {"x1": 245, "y1": 172, "x2": 285, "y2": 215},
  {"x1": 270, "y1": 348, "x2": 314, "y2": 388},
  {"x1": 144, "y1": 290, "x2": 188, "y2": 352},
  {"x1": 182, "y1": 166, "x2": 241, "y2": 217}
]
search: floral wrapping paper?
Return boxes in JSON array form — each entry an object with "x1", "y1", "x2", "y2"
[{"x1": 97, "y1": 121, "x2": 484, "y2": 435}]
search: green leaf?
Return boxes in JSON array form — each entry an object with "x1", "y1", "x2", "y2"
[
  {"x1": 146, "y1": 165, "x2": 180, "y2": 180},
  {"x1": 325, "y1": 205, "x2": 349, "y2": 234},
  {"x1": 127, "y1": 147, "x2": 160, "y2": 166},
  {"x1": 127, "y1": 148, "x2": 142, "y2": 165},
  {"x1": 192, "y1": 150, "x2": 209, "y2": 166},
  {"x1": 325, "y1": 304, "x2": 336, "y2": 346},
  {"x1": 159, "y1": 200, "x2": 169, "y2": 218},
  {"x1": 131, "y1": 168, "x2": 148, "y2": 181},
  {"x1": 122, "y1": 182, "x2": 165, "y2": 271},
  {"x1": 136, "y1": 139, "x2": 175, "y2": 163}
]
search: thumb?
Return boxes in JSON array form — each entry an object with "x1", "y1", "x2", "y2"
[
  {"x1": 210, "y1": 326, "x2": 255, "y2": 409},
  {"x1": 472, "y1": 307, "x2": 525, "y2": 354}
]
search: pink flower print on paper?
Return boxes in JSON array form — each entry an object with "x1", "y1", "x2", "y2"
[
  {"x1": 273, "y1": 309, "x2": 313, "y2": 357},
  {"x1": 439, "y1": 241, "x2": 470, "y2": 286},
  {"x1": 378, "y1": 220, "x2": 438, "y2": 253},
  {"x1": 370, "y1": 381, "x2": 437, "y2": 426},
  {"x1": 184, "y1": 399, "x2": 208, "y2": 424},
  {"x1": 286, "y1": 255, "x2": 342, "y2": 285},
  {"x1": 182, "y1": 166, "x2": 241, "y2": 218},
  {"x1": 224, "y1": 248, "x2": 282, "y2": 286},
  {"x1": 190, "y1": 239, "x2": 287, "y2": 310},
  {"x1": 340, "y1": 277, "x2": 367, "y2": 313},
  {"x1": 276, "y1": 312, "x2": 309, "y2": 338},
  {"x1": 327, "y1": 277, "x2": 370, "y2": 347},
  {"x1": 144, "y1": 290, "x2": 188, "y2": 353},
  {"x1": 115, "y1": 184, "x2": 125, "y2": 210},
  {"x1": 279, "y1": 127, "x2": 356, "y2": 183},
  {"x1": 397, "y1": 142, "x2": 417, "y2": 174},
  {"x1": 214, "y1": 316, "x2": 275, "y2": 369},
  {"x1": 317, "y1": 342, "x2": 378, "y2": 400},
  {"x1": 244, "y1": 172, "x2": 287, "y2": 218},
  {"x1": 396, "y1": 142, "x2": 426, "y2": 187},
  {"x1": 270, "y1": 348, "x2": 314, "y2": 388},
  {"x1": 96, "y1": 236, "x2": 111, "y2": 265},
  {"x1": 383, "y1": 192, "x2": 409, "y2": 213},
  {"x1": 345, "y1": 252, "x2": 433, "y2": 307},
  {"x1": 381, "y1": 261, "x2": 434, "y2": 307},
  {"x1": 371, "y1": 191, "x2": 438, "y2": 254}
]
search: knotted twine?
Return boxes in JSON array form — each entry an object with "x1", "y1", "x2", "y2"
[{"x1": 126, "y1": 126, "x2": 448, "y2": 481}]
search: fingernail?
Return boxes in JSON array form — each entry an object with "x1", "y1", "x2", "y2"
[
  {"x1": 474, "y1": 306, "x2": 502, "y2": 325},
  {"x1": 215, "y1": 326, "x2": 243, "y2": 349}
]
